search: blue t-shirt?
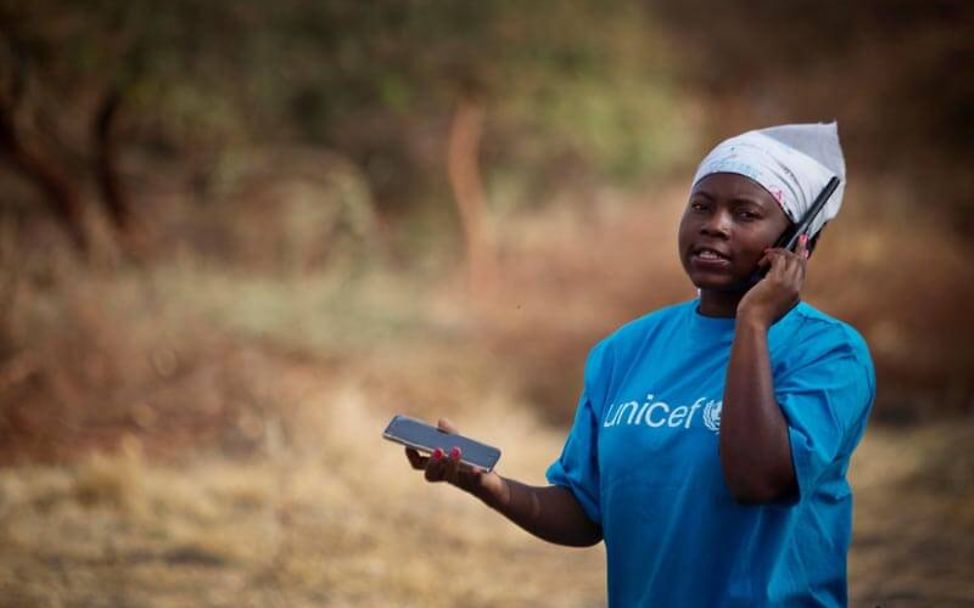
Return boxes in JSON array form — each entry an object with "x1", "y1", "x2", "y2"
[{"x1": 547, "y1": 300, "x2": 875, "y2": 607}]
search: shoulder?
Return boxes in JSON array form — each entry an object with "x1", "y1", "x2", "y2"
[
  {"x1": 777, "y1": 302, "x2": 876, "y2": 390},
  {"x1": 787, "y1": 303, "x2": 872, "y2": 360},
  {"x1": 598, "y1": 300, "x2": 695, "y2": 351}
]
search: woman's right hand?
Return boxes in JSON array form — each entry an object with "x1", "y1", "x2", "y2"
[
  {"x1": 405, "y1": 418, "x2": 603, "y2": 547},
  {"x1": 404, "y1": 418, "x2": 505, "y2": 502}
]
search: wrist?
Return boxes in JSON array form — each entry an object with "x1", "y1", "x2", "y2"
[
  {"x1": 736, "y1": 308, "x2": 772, "y2": 332},
  {"x1": 472, "y1": 471, "x2": 507, "y2": 508}
]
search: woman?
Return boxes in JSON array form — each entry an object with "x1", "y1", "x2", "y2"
[{"x1": 405, "y1": 122, "x2": 875, "y2": 607}]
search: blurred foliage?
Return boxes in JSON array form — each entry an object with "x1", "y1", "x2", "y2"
[
  {"x1": 1, "y1": 1, "x2": 972, "y2": 432},
  {"x1": 4, "y1": 0, "x2": 969, "y2": 239},
  {"x1": 1, "y1": 0, "x2": 694, "y2": 220},
  {"x1": 650, "y1": 0, "x2": 974, "y2": 228}
]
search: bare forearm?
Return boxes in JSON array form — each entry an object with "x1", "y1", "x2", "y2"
[
  {"x1": 474, "y1": 475, "x2": 602, "y2": 547},
  {"x1": 721, "y1": 316, "x2": 796, "y2": 503},
  {"x1": 406, "y1": 420, "x2": 601, "y2": 547}
]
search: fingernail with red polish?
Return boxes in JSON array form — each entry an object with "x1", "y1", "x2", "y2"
[
  {"x1": 450, "y1": 447, "x2": 462, "y2": 460},
  {"x1": 432, "y1": 448, "x2": 444, "y2": 461}
]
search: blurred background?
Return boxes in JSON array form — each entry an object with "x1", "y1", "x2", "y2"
[{"x1": 0, "y1": 1, "x2": 971, "y2": 606}]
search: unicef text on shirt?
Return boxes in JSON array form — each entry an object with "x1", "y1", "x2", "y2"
[{"x1": 601, "y1": 395, "x2": 722, "y2": 433}]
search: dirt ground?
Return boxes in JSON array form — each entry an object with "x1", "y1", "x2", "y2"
[{"x1": 0, "y1": 358, "x2": 971, "y2": 607}]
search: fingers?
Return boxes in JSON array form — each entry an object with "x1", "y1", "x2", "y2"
[
  {"x1": 424, "y1": 448, "x2": 447, "y2": 482},
  {"x1": 437, "y1": 418, "x2": 458, "y2": 434},
  {"x1": 789, "y1": 234, "x2": 809, "y2": 281},
  {"x1": 765, "y1": 234, "x2": 808, "y2": 275},
  {"x1": 797, "y1": 236, "x2": 808, "y2": 280},
  {"x1": 444, "y1": 447, "x2": 462, "y2": 485},
  {"x1": 422, "y1": 446, "x2": 467, "y2": 483},
  {"x1": 762, "y1": 249, "x2": 786, "y2": 281},
  {"x1": 742, "y1": 235, "x2": 810, "y2": 322},
  {"x1": 419, "y1": 444, "x2": 468, "y2": 484},
  {"x1": 766, "y1": 253, "x2": 802, "y2": 283},
  {"x1": 761, "y1": 246, "x2": 806, "y2": 293},
  {"x1": 405, "y1": 447, "x2": 428, "y2": 470},
  {"x1": 795, "y1": 232, "x2": 810, "y2": 260},
  {"x1": 406, "y1": 418, "x2": 471, "y2": 489}
]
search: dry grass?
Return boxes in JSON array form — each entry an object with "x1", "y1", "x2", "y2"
[
  {"x1": 0, "y1": 379, "x2": 609, "y2": 608},
  {"x1": 0, "y1": 382, "x2": 971, "y2": 607},
  {"x1": 848, "y1": 423, "x2": 974, "y2": 607}
]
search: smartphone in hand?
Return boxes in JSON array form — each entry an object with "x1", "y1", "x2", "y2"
[
  {"x1": 774, "y1": 176, "x2": 841, "y2": 253},
  {"x1": 749, "y1": 176, "x2": 841, "y2": 283},
  {"x1": 383, "y1": 414, "x2": 502, "y2": 472}
]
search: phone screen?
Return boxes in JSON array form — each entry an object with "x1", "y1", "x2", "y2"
[{"x1": 383, "y1": 415, "x2": 502, "y2": 472}]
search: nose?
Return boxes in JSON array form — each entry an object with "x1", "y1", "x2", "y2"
[{"x1": 700, "y1": 208, "x2": 731, "y2": 238}]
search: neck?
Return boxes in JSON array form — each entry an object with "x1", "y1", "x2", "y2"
[{"x1": 697, "y1": 289, "x2": 744, "y2": 318}]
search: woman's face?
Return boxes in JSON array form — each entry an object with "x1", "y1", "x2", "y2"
[{"x1": 677, "y1": 172, "x2": 792, "y2": 293}]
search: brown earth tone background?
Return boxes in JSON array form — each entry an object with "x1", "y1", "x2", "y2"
[{"x1": 1, "y1": 2, "x2": 972, "y2": 606}]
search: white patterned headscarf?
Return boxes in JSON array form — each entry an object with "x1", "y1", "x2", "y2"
[{"x1": 691, "y1": 122, "x2": 846, "y2": 238}]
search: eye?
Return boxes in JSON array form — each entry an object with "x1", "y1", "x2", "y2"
[
  {"x1": 735, "y1": 209, "x2": 761, "y2": 221},
  {"x1": 689, "y1": 200, "x2": 709, "y2": 212}
]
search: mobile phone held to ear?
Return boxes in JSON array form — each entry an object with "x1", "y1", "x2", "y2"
[
  {"x1": 383, "y1": 414, "x2": 502, "y2": 472},
  {"x1": 751, "y1": 176, "x2": 841, "y2": 283},
  {"x1": 775, "y1": 176, "x2": 841, "y2": 252}
]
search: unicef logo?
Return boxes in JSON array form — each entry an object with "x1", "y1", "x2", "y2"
[
  {"x1": 600, "y1": 394, "x2": 723, "y2": 434},
  {"x1": 702, "y1": 400, "x2": 722, "y2": 433}
]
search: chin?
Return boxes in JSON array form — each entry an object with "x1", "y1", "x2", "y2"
[{"x1": 689, "y1": 274, "x2": 750, "y2": 294}]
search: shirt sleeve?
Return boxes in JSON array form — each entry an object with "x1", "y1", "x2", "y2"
[
  {"x1": 546, "y1": 388, "x2": 603, "y2": 524},
  {"x1": 546, "y1": 342, "x2": 609, "y2": 525},
  {"x1": 775, "y1": 330, "x2": 875, "y2": 505}
]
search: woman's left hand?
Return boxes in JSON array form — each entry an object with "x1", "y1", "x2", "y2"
[{"x1": 737, "y1": 233, "x2": 810, "y2": 328}]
